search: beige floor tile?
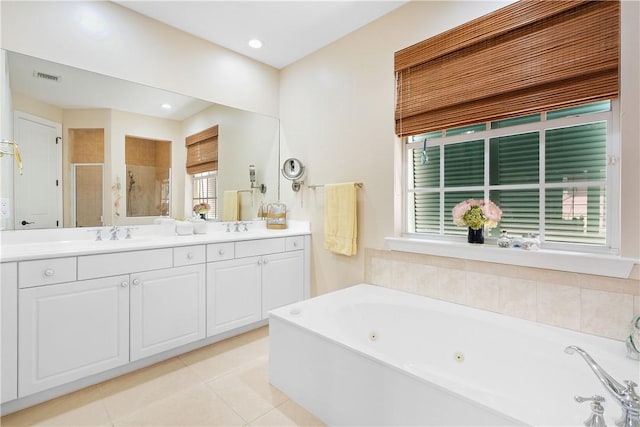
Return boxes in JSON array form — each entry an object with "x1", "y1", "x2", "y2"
[
  {"x1": 206, "y1": 355, "x2": 288, "y2": 423},
  {"x1": 112, "y1": 383, "x2": 245, "y2": 426},
  {"x1": 180, "y1": 328, "x2": 270, "y2": 382},
  {"x1": 97, "y1": 356, "x2": 203, "y2": 421},
  {"x1": 0, "y1": 385, "x2": 111, "y2": 427},
  {"x1": 249, "y1": 399, "x2": 325, "y2": 427}
]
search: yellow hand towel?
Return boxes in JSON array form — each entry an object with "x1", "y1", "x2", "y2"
[
  {"x1": 222, "y1": 190, "x2": 239, "y2": 221},
  {"x1": 324, "y1": 182, "x2": 357, "y2": 256}
]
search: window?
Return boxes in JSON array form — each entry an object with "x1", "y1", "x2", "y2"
[
  {"x1": 186, "y1": 125, "x2": 219, "y2": 219},
  {"x1": 404, "y1": 100, "x2": 618, "y2": 252},
  {"x1": 192, "y1": 172, "x2": 217, "y2": 220}
]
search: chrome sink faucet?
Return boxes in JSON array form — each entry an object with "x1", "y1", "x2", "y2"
[
  {"x1": 109, "y1": 226, "x2": 120, "y2": 240},
  {"x1": 565, "y1": 345, "x2": 640, "y2": 427},
  {"x1": 233, "y1": 222, "x2": 248, "y2": 232}
]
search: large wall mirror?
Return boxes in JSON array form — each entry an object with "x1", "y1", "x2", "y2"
[{"x1": 0, "y1": 49, "x2": 280, "y2": 230}]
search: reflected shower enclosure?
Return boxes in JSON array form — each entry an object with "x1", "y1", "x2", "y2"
[
  {"x1": 69, "y1": 128, "x2": 105, "y2": 227},
  {"x1": 125, "y1": 136, "x2": 171, "y2": 217},
  {"x1": 72, "y1": 164, "x2": 104, "y2": 227}
]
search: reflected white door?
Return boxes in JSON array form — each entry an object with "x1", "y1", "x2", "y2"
[{"x1": 13, "y1": 111, "x2": 62, "y2": 229}]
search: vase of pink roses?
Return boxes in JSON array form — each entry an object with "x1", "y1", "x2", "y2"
[{"x1": 452, "y1": 199, "x2": 502, "y2": 244}]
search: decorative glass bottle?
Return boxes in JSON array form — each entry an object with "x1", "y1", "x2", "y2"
[{"x1": 497, "y1": 230, "x2": 512, "y2": 248}]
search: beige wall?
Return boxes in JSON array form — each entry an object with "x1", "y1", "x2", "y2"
[
  {"x1": 280, "y1": 1, "x2": 516, "y2": 296},
  {"x1": 279, "y1": 0, "x2": 640, "y2": 339}
]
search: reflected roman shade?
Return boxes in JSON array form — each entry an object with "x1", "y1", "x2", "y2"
[
  {"x1": 394, "y1": 0, "x2": 620, "y2": 137},
  {"x1": 186, "y1": 125, "x2": 218, "y2": 174}
]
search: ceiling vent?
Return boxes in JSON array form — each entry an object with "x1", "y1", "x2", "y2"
[{"x1": 33, "y1": 71, "x2": 61, "y2": 83}]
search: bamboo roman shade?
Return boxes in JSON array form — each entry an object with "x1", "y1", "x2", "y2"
[
  {"x1": 185, "y1": 125, "x2": 218, "y2": 175},
  {"x1": 394, "y1": 0, "x2": 620, "y2": 137}
]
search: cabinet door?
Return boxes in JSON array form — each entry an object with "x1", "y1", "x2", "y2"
[
  {"x1": 130, "y1": 264, "x2": 205, "y2": 361},
  {"x1": 262, "y1": 251, "x2": 304, "y2": 318},
  {"x1": 1, "y1": 262, "x2": 18, "y2": 403},
  {"x1": 207, "y1": 257, "x2": 261, "y2": 336},
  {"x1": 18, "y1": 275, "x2": 129, "y2": 397}
]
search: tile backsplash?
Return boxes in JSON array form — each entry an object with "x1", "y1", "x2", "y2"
[{"x1": 365, "y1": 248, "x2": 640, "y2": 341}]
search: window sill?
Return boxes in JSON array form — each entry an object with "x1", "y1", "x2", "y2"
[{"x1": 385, "y1": 237, "x2": 636, "y2": 279}]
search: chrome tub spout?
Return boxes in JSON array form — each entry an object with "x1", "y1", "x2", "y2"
[
  {"x1": 565, "y1": 345, "x2": 640, "y2": 427},
  {"x1": 627, "y1": 316, "x2": 640, "y2": 361}
]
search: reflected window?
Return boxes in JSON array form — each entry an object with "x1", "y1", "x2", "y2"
[{"x1": 192, "y1": 172, "x2": 217, "y2": 220}]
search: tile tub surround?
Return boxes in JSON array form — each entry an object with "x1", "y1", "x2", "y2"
[
  {"x1": 365, "y1": 248, "x2": 640, "y2": 341},
  {"x1": 0, "y1": 327, "x2": 325, "y2": 427}
]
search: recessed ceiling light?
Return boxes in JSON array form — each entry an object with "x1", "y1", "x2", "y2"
[
  {"x1": 248, "y1": 39, "x2": 263, "y2": 49},
  {"x1": 76, "y1": 7, "x2": 107, "y2": 36},
  {"x1": 161, "y1": 103, "x2": 172, "y2": 109}
]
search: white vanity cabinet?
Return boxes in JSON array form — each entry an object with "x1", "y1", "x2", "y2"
[
  {"x1": 1, "y1": 230, "x2": 309, "y2": 412},
  {"x1": 207, "y1": 236, "x2": 306, "y2": 336},
  {"x1": 207, "y1": 257, "x2": 262, "y2": 335},
  {"x1": 261, "y1": 250, "x2": 304, "y2": 318},
  {"x1": 130, "y1": 264, "x2": 205, "y2": 361},
  {"x1": 18, "y1": 275, "x2": 130, "y2": 396},
  {"x1": 1, "y1": 262, "x2": 18, "y2": 403}
]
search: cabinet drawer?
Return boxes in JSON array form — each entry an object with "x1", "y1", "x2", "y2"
[
  {"x1": 285, "y1": 236, "x2": 305, "y2": 251},
  {"x1": 19, "y1": 257, "x2": 77, "y2": 288},
  {"x1": 174, "y1": 245, "x2": 205, "y2": 266},
  {"x1": 77, "y1": 249, "x2": 172, "y2": 280},
  {"x1": 207, "y1": 242, "x2": 235, "y2": 262},
  {"x1": 235, "y1": 238, "x2": 285, "y2": 258}
]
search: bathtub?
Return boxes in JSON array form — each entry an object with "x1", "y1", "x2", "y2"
[{"x1": 269, "y1": 284, "x2": 639, "y2": 426}]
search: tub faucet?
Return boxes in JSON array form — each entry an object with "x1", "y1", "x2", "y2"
[
  {"x1": 575, "y1": 395, "x2": 607, "y2": 427},
  {"x1": 627, "y1": 316, "x2": 640, "y2": 361},
  {"x1": 565, "y1": 345, "x2": 640, "y2": 427}
]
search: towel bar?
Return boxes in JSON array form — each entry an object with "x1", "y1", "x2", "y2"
[{"x1": 308, "y1": 183, "x2": 363, "y2": 189}]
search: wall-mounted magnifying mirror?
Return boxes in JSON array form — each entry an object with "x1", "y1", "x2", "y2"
[{"x1": 281, "y1": 158, "x2": 305, "y2": 192}]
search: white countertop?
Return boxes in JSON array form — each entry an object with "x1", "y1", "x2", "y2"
[{"x1": 0, "y1": 221, "x2": 310, "y2": 262}]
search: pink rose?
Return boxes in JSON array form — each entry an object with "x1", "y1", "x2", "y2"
[{"x1": 482, "y1": 200, "x2": 503, "y2": 227}]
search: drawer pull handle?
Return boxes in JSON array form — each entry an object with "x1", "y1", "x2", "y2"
[
  {"x1": 262, "y1": 259, "x2": 268, "y2": 265},
  {"x1": 187, "y1": 253, "x2": 194, "y2": 260},
  {"x1": 121, "y1": 281, "x2": 128, "y2": 288},
  {"x1": 293, "y1": 242, "x2": 298, "y2": 247},
  {"x1": 132, "y1": 279, "x2": 141, "y2": 286},
  {"x1": 257, "y1": 260, "x2": 262, "y2": 266},
  {"x1": 44, "y1": 269, "x2": 54, "y2": 277},
  {"x1": 218, "y1": 249, "x2": 225, "y2": 256}
]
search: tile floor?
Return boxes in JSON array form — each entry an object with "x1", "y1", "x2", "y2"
[{"x1": 1, "y1": 327, "x2": 325, "y2": 427}]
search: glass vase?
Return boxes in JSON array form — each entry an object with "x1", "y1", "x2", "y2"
[{"x1": 468, "y1": 227, "x2": 484, "y2": 244}]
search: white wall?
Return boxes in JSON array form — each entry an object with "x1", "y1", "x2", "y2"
[
  {"x1": 279, "y1": 0, "x2": 640, "y2": 297},
  {"x1": 0, "y1": 1, "x2": 279, "y2": 117}
]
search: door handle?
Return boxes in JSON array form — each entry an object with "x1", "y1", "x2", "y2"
[{"x1": 20, "y1": 220, "x2": 34, "y2": 226}]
